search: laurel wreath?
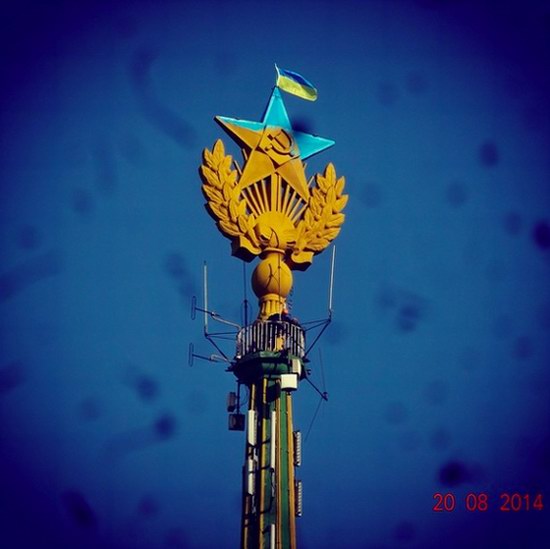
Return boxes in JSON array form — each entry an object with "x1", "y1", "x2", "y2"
[
  {"x1": 199, "y1": 139, "x2": 348, "y2": 265},
  {"x1": 199, "y1": 140, "x2": 261, "y2": 253},
  {"x1": 293, "y1": 163, "x2": 347, "y2": 255}
]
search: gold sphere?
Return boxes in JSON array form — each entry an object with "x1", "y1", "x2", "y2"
[{"x1": 252, "y1": 252, "x2": 293, "y2": 318}]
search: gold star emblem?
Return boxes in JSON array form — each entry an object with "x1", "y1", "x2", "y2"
[
  {"x1": 215, "y1": 88, "x2": 334, "y2": 203},
  {"x1": 215, "y1": 118, "x2": 311, "y2": 201}
]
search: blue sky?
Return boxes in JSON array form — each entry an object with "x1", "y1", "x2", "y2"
[{"x1": 1, "y1": 1, "x2": 549, "y2": 547}]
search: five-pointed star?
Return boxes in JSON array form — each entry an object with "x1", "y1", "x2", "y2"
[{"x1": 215, "y1": 87, "x2": 334, "y2": 202}]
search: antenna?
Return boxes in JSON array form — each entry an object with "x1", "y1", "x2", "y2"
[
  {"x1": 328, "y1": 246, "x2": 336, "y2": 319},
  {"x1": 188, "y1": 342, "x2": 230, "y2": 367},
  {"x1": 203, "y1": 261, "x2": 208, "y2": 334},
  {"x1": 242, "y1": 262, "x2": 249, "y2": 328},
  {"x1": 302, "y1": 248, "x2": 337, "y2": 358},
  {"x1": 190, "y1": 261, "x2": 243, "y2": 367}
]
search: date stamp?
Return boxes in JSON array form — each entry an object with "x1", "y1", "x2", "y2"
[{"x1": 433, "y1": 492, "x2": 544, "y2": 512}]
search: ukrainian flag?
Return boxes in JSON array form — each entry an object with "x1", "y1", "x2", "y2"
[{"x1": 275, "y1": 65, "x2": 318, "y2": 101}]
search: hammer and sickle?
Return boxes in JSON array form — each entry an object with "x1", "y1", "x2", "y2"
[{"x1": 259, "y1": 128, "x2": 295, "y2": 163}]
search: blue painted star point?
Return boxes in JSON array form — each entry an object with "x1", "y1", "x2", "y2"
[
  {"x1": 216, "y1": 87, "x2": 334, "y2": 161},
  {"x1": 214, "y1": 88, "x2": 335, "y2": 200}
]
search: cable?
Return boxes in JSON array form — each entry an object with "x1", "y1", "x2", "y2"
[
  {"x1": 304, "y1": 395, "x2": 324, "y2": 443},
  {"x1": 318, "y1": 348, "x2": 327, "y2": 394}
]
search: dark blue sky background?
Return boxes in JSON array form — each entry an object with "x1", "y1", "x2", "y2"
[{"x1": 1, "y1": 0, "x2": 549, "y2": 547}]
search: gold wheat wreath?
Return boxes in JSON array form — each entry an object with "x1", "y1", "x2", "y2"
[{"x1": 199, "y1": 140, "x2": 348, "y2": 270}]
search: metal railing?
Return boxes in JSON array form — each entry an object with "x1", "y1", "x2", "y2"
[{"x1": 236, "y1": 320, "x2": 305, "y2": 358}]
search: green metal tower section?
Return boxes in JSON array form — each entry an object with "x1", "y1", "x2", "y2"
[{"x1": 232, "y1": 322, "x2": 305, "y2": 549}]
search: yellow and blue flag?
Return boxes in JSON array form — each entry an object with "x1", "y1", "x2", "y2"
[{"x1": 275, "y1": 65, "x2": 318, "y2": 101}]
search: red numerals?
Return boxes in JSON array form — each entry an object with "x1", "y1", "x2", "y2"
[
  {"x1": 433, "y1": 492, "x2": 544, "y2": 512},
  {"x1": 465, "y1": 492, "x2": 489, "y2": 511},
  {"x1": 500, "y1": 493, "x2": 544, "y2": 512},
  {"x1": 433, "y1": 493, "x2": 456, "y2": 512}
]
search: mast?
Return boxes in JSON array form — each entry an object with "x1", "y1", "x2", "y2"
[
  {"x1": 196, "y1": 68, "x2": 348, "y2": 548},
  {"x1": 234, "y1": 319, "x2": 304, "y2": 548}
]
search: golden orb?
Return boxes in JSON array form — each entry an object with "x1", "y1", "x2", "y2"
[{"x1": 252, "y1": 252, "x2": 293, "y2": 319}]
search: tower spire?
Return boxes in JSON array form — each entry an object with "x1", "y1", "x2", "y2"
[{"x1": 197, "y1": 70, "x2": 347, "y2": 547}]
